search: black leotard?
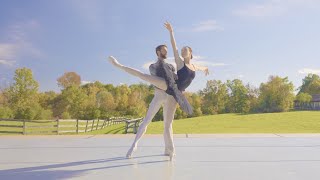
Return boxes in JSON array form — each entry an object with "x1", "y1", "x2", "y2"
[
  {"x1": 155, "y1": 61, "x2": 195, "y2": 115},
  {"x1": 176, "y1": 63, "x2": 196, "y2": 91}
]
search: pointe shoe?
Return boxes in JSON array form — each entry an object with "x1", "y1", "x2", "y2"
[
  {"x1": 169, "y1": 151, "x2": 176, "y2": 161},
  {"x1": 126, "y1": 145, "x2": 137, "y2": 159},
  {"x1": 164, "y1": 147, "x2": 175, "y2": 156},
  {"x1": 164, "y1": 149, "x2": 172, "y2": 156}
]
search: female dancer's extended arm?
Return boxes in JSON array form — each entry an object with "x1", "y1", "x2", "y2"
[
  {"x1": 164, "y1": 21, "x2": 184, "y2": 70},
  {"x1": 193, "y1": 64, "x2": 210, "y2": 76}
]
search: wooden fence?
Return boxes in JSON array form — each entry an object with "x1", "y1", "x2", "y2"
[{"x1": 0, "y1": 117, "x2": 132, "y2": 135}]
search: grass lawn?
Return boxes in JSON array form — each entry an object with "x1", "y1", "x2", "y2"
[
  {"x1": 1, "y1": 111, "x2": 319, "y2": 135},
  {"x1": 86, "y1": 111, "x2": 320, "y2": 134}
]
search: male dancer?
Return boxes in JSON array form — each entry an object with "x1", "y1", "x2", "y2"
[{"x1": 124, "y1": 44, "x2": 177, "y2": 160}]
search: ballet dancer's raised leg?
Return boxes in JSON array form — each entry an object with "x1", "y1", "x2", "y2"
[
  {"x1": 108, "y1": 56, "x2": 167, "y2": 90},
  {"x1": 108, "y1": 56, "x2": 193, "y2": 115}
]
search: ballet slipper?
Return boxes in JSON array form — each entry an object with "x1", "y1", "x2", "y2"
[
  {"x1": 126, "y1": 144, "x2": 137, "y2": 158},
  {"x1": 169, "y1": 151, "x2": 176, "y2": 161}
]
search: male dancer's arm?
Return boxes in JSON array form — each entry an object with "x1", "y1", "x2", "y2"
[
  {"x1": 149, "y1": 63, "x2": 157, "y2": 76},
  {"x1": 149, "y1": 62, "x2": 162, "y2": 90}
]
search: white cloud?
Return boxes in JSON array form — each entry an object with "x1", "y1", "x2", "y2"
[
  {"x1": 191, "y1": 20, "x2": 224, "y2": 32},
  {"x1": 0, "y1": 20, "x2": 43, "y2": 67},
  {"x1": 68, "y1": 0, "x2": 105, "y2": 29},
  {"x1": 298, "y1": 68, "x2": 320, "y2": 75},
  {"x1": 237, "y1": 74, "x2": 245, "y2": 79},
  {"x1": 81, "y1": 80, "x2": 92, "y2": 85},
  {"x1": 189, "y1": 55, "x2": 228, "y2": 67},
  {"x1": 177, "y1": 20, "x2": 224, "y2": 33},
  {"x1": 8, "y1": 20, "x2": 40, "y2": 41},
  {"x1": 233, "y1": 2, "x2": 285, "y2": 17},
  {"x1": 233, "y1": 0, "x2": 320, "y2": 17},
  {"x1": 0, "y1": 44, "x2": 17, "y2": 59},
  {"x1": 0, "y1": 43, "x2": 18, "y2": 67},
  {"x1": 0, "y1": 60, "x2": 16, "y2": 66}
]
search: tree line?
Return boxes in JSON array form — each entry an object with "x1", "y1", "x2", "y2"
[{"x1": 0, "y1": 68, "x2": 319, "y2": 121}]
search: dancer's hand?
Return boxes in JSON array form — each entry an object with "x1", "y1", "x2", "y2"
[
  {"x1": 204, "y1": 67, "x2": 209, "y2": 76},
  {"x1": 164, "y1": 21, "x2": 173, "y2": 32},
  {"x1": 108, "y1": 56, "x2": 121, "y2": 67}
]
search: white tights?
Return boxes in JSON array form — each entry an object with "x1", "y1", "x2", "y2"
[
  {"x1": 126, "y1": 89, "x2": 177, "y2": 158},
  {"x1": 108, "y1": 56, "x2": 177, "y2": 158},
  {"x1": 109, "y1": 56, "x2": 168, "y2": 91}
]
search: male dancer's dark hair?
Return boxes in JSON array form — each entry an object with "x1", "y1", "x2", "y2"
[{"x1": 155, "y1": 44, "x2": 167, "y2": 56}]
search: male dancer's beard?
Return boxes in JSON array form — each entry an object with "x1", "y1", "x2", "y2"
[{"x1": 160, "y1": 54, "x2": 167, "y2": 59}]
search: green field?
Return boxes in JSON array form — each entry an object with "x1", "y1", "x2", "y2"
[
  {"x1": 1, "y1": 111, "x2": 320, "y2": 135},
  {"x1": 87, "y1": 111, "x2": 320, "y2": 134}
]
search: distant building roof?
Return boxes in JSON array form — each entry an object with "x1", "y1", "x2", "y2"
[{"x1": 311, "y1": 94, "x2": 320, "y2": 102}]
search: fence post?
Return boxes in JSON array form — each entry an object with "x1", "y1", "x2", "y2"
[
  {"x1": 23, "y1": 119, "x2": 26, "y2": 135},
  {"x1": 125, "y1": 121, "x2": 128, "y2": 134},
  {"x1": 101, "y1": 119, "x2": 105, "y2": 129},
  {"x1": 134, "y1": 121, "x2": 137, "y2": 134},
  {"x1": 76, "y1": 119, "x2": 79, "y2": 134},
  {"x1": 85, "y1": 120, "x2": 88, "y2": 132},
  {"x1": 96, "y1": 118, "x2": 100, "y2": 130},
  {"x1": 91, "y1": 119, "x2": 95, "y2": 131},
  {"x1": 57, "y1": 119, "x2": 59, "y2": 135}
]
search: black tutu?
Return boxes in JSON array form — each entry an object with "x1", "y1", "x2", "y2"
[{"x1": 156, "y1": 61, "x2": 193, "y2": 115}]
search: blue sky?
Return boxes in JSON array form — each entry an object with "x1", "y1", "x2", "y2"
[{"x1": 1, "y1": 0, "x2": 320, "y2": 93}]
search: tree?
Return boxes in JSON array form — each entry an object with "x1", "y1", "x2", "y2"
[
  {"x1": 226, "y1": 79, "x2": 250, "y2": 113},
  {"x1": 200, "y1": 80, "x2": 228, "y2": 114},
  {"x1": 57, "y1": 72, "x2": 81, "y2": 89},
  {"x1": 114, "y1": 85, "x2": 131, "y2": 115},
  {"x1": 258, "y1": 76, "x2": 295, "y2": 112},
  {"x1": 7, "y1": 68, "x2": 39, "y2": 105},
  {"x1": 6, "y1": 68, "x2": 45, "y2": 119},
  {"x1": 246, "y1": 84, "x2": 260, "y2": 113},
  {"x1": 175, "y1": 107, "x2": 187, "y2": 119},
  {"x1": 0, "y1": 106, "x2": 14, "y2": 118},
  {"x1": 127, "y1": 89, "x2": 147, "y2": 117},
  {"x1": 96, "y1": 90, "x2": 116, "y2": 118},
  {"x1": 38, "y1": 91, "x2": 58, "y2": 110},
  {"x1": 298, "y1": 74, "x2": 320, "y2": 95},
  {"x1": 0, "y1": 90, "x2": 7, "y2": 106},
  {"x1": 185, "y1": 92, "x2": 202, "y2": 117},
  {"x1": 295, "y1": 92, "x2": 312, "y2": 109},
  {"x1": 60, "y1": 85, "x2": 87, "y2": 119}
]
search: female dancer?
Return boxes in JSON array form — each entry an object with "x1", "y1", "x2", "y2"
[{"x1": 163, "y1": 21, "x2": 209, "y2": 92}]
